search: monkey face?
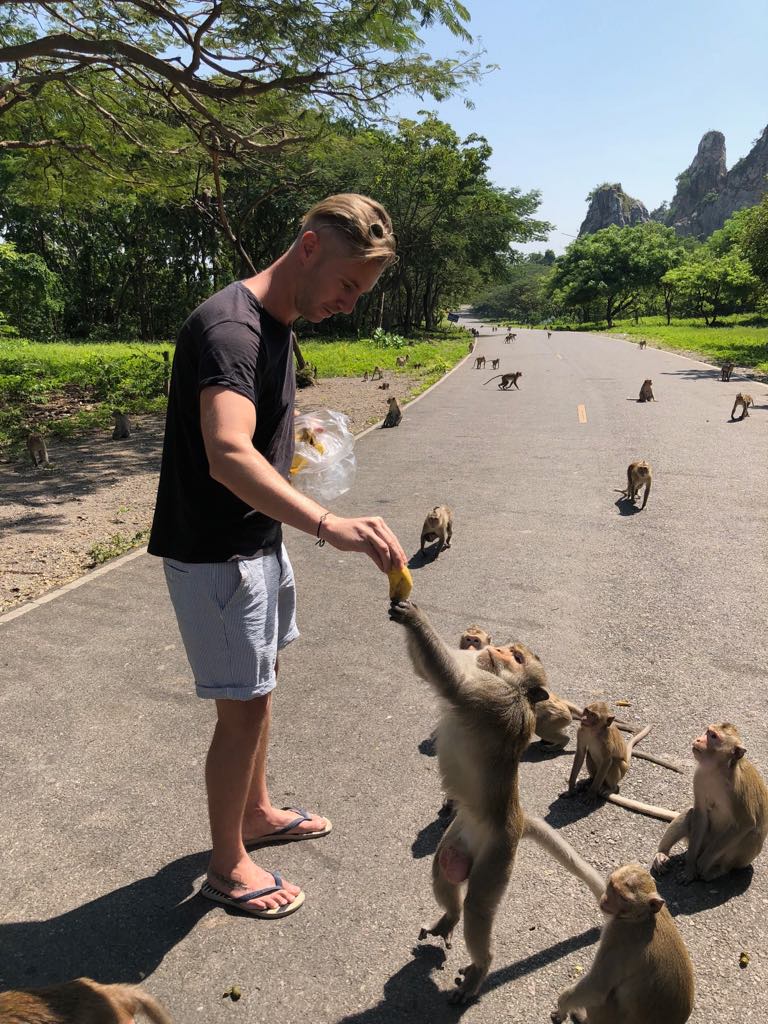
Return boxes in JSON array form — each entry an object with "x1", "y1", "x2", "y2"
[
  {"x1": 694, "y1": 724, "x2": 746, "y2": 765},
  {"x1": 601, "y1": 868, "x2": 664, "y2": 920}
]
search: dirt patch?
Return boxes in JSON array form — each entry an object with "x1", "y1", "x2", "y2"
[{"x1": 0, "y1": 374, "x2": 422, "y2": 614}]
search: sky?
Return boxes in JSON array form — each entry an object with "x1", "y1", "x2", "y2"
[{"x1": 387, "y1": 0, "x2": 768, "y2": 253}]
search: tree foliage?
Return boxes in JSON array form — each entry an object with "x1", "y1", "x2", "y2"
[
  {"x1": 0, "y1": 241, "x2": 61, "y2": 336},
  {"x1": 741, "y1": 194, "x2": 768, "y2": 285},
  {"x1": 661, "y1": 249, "x2": 758, "y2": 326}
]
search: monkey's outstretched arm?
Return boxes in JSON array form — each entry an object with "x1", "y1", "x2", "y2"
[
  {"x1": 567, "y1": 735, "x2": 587, "y2": 793},
  {"x1": 389, "y1": 601, "x2": 501, "y2": 711}
]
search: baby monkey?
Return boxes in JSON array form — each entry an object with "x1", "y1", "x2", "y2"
[
  {"x1": 619, "y1": 460, "x2": 652, "y2": 509},
  {"x1": 551, "y1": 864, "x2": 694, "y2": 1024},
  {"x1": 420, "y1": 505, "x2": 453, "y2": 555},
  {"x1": 458, "y1": 624, "x2": 491, "y2": 650},
  {"x1": 730, "y1": 392, "x2": 754, "y2": 420},
  {"x1": 653, "y1": 723, "x2": 768, "y2": 882},
  {"x1": 567, "y1": 701, "x2": 650, "y2": 802},
  {"x1": 637, "y1": 378, "x2": 655, "y2": 402}
]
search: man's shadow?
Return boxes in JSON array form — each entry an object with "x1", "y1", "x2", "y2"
[{"x1": 0, "y1": 850, "x2": 210, "y2": 988}]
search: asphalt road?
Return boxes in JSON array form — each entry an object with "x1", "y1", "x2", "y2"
[{"x1": 2, "y1": 319, "x2": 767, "y2": 1022}]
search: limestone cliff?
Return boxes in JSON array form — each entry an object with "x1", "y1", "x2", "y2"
[
  {"x1": 582, "y1": 125, "x2": 768, "y2": 239},
  {"x1": 578, "y1": 183, "x2": 650, "y2": 236}
]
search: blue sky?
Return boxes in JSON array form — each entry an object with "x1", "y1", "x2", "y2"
[{"x1": 388, "y1": 0, "x2": 768, "y2": 252}]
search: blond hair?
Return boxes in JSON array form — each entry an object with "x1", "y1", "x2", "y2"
[{"x1": 300, "y1": 193, "x2": 397, "y2": 266}]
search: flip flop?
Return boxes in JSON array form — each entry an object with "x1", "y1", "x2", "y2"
[
  {"x1": 200, "y1": 874, "x2": 305, "y2": 919},
  {"x1": 244, "y1": 807, "x2": 333, "y2": 849}
]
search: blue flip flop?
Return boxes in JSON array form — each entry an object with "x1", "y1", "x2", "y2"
[
  {"x1": 200, "y1": 873, "x2": 305, "y2": 919},
  {"x1": 244, "y1": 807, "x2": 333, "y2": 849}
]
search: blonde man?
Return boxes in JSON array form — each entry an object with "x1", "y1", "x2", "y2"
[{"x1": 149, "y1": 195, "x2": 406, "y2": 917}]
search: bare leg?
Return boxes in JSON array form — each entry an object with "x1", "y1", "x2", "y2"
[
  {"x1": 420, "y1": 817, "x2": 465, "y2": 947},
  {"x1": 241, "y1": 659, "x2": 327, "y2": 842},
  {"x1": 206, "y1": 693, "x2": 301, "y2": 911}
]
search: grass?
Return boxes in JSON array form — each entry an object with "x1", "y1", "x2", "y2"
[
  {"x1": 86, "y1": 529, "x2": 150, "y2": 567},
  {"x1": 547, "y1": 314, "x2": 768, "y2": 373},
  {"x1": 0, "y1": 325, "x2": 469, "y2": 453}
]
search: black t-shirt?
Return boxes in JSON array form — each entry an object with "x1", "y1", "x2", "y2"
[{"x1": 148, "y1": 281, "x2": 295, "y2": 561}]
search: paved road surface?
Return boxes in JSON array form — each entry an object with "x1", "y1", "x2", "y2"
[{"x1": 2, "y1": 320, "x2": 767, "y2": 1022}]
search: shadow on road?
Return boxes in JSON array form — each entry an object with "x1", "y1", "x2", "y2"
[
  {"x1": 615, "y1": 497, "x2": 642, "y2": 516},
  {"x1": 653, "y1": 859, "x2": 754, "y2": 915},
  {"x1": 411, "y1": 816, "x2": 445, "y2": 860},
  {"x1": 0, "y1": 850, "x2": 209, "y2": 988},
  {"x1": 544, "y1": 793, "x2": 598, "y2": 829},
  {"x1": 522, "y1": 741, "x2": 572, "y2": 764},
  {"x1": 335, "y1": 928, "x2": 601, "y2": 1024},
  {"x1": 408, "y1": 546, "x2": 442, "y2": 571}
]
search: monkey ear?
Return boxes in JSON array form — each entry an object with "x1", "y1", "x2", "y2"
[
  {"x1": 528, "y1": 685, "x2": 550, "y2": 705},
  {"x1": 648, "y1": 895, "x2": 665, "y2": 915},
  {"x1": 733, "y1": 745, "x2": 746, "y2": 762}
]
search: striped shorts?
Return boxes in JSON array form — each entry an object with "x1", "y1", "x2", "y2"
[{"x1": 163, "y1": 544, "x2": 299, "y2": 701}]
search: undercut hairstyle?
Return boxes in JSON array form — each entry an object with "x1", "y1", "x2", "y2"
[{"x1": 301, "y1": 193, "x2": 398, "y2": 266}]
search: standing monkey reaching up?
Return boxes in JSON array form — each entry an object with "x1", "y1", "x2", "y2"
[{"x1": 390, "y1": 601, "x2": 605, "y2": 1003}]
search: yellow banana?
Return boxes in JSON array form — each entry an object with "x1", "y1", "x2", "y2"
[{"x1": 387, "y1": 565, "x2": 413, "y2": 601}]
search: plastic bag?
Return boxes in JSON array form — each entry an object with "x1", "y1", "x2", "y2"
[{"x1": 290, "y1": 408, "x2": 356, "y2": 501}]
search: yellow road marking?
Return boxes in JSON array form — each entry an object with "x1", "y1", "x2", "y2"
[{"x1": 577, "y1": 404, "x2": 587, "y2": 423}]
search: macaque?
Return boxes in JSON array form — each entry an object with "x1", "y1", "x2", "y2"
[
  {"x1": 382, "y1": 396, "x2": 402, "y2": 428},
  {"x1": 504, "y1": 332, "x2": 515, "y2": 344},
  {"x1": 653, "y1": 723, "x2": 768, "y2": 882},
  {"x1": 420, "y1": 505, "x2": 453, "y2": 555},
  {"x1": 730, "y1": 393, "x2": 754, "y2": 421},
  {"x1": 721, "y1": 362, "x2": 735, "y2": 382},
  {"x1": 638, "y1": 339, "x2": 647, "y2": 349},
  {"x1": 0, "y1": 977, "x2": 173, "y2": 1024},
  {"x1": 396, "y1": 353, "x2": 410, "y2": 367},
  {"x1": 390, "y1": 601, "x2": 604, "y2": 1003},
  {"x1": 638, "y1": 379, "x2": 655, "y2": 402},
  {"x1": 26, "y1": 432, "x2": 49, "y2": 466},
  {"x1": 458, "y1": 625, "x2": 492, "y2": 650},
  {"x1": 567, "y1": 701, "x2": 650, "y2": 801},
  {"x1": 468, "y1": 340, "x2": 475, "y2": 353},
  {"x1": 483, "y1": 372, "x2": 522, "y2": 390},
  {"x1": 490, "y1": 358, "x2": 500, "y2": 369},
  {"x1": 371, "y1": 365, "x2": 384, "y2": 380},
  {"x1": 111, "y1": 410, "x2": 132, "y2": 440},
  {"x1": 361, "y1": 370, "x2": 369, "y2": 382},
  {"x1": 620, "y1": 460, "x2": 652, "y2": 509},
  {"x1": 547, "y1": 331, "x2": 552, "y2": 339},
  {"x1": 473, "y1": 355, "x2": 486, "y2": 369},
  {"x1": 378, "y1": 382, "x2": 390, "y2": 390},
  {"x1": 551, "y1": 864, "x2": 695, "y2": 1024}
]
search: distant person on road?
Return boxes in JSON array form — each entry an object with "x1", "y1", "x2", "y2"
[{"x1": 148, "y1": 194, "x2": 406, "y2": 919}]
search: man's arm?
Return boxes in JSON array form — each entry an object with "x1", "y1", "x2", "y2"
[{"x1": 201, "y1": 387, "x2": 406, "y2": 572}]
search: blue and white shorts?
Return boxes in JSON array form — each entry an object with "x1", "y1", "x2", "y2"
[{"x1": 163, "y1": 544, "x2": 299, "y2": 701}]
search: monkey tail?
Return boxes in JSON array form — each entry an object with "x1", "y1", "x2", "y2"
[
  {"x1": 129, "y1": 989, "x2": 174, "y2": 1024},
  {"x1": 482, "y1": 376, "x2": 502, "y2": 385},
  {"x1": 605, "y1": 794, "x2": 679, "y2": 822},
  {"x1": 625, "y1": 725, "x2": 651, "y2": 755},
  {"x1": 632, "y1": 749, "x2": 684, "y2": 774},
  {"x1": 522, "y1": 815, "x2": 604, "y2": 900}
]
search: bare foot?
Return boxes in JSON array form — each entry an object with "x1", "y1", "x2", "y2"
[
  {"x1": 207, "y1": 855, "x2": 302, "y2": 912},
  {"x1": 243, "y1": 805, "x2": 329, "y2": 843}
]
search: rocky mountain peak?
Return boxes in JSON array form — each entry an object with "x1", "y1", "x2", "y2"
[{"x1": 578, "y1": 183, "x2": 650, "y2": 237}]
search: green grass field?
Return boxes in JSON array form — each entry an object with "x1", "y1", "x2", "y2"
[{"x1": 0, "y1": 327, "x2": 469, "y2": 452}]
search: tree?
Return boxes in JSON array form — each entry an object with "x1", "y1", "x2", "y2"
[
  {"x1": 741, "y1": 194, "x2": 768, "y2": 285},
  {"x1": 550, "y1": 223, "x2": 683, "y2": 328},
  {"x1": 661, "y1": 250, "x2": 758, "y2": 326},
  {"x1": 0, "y1": 241, "x2": 61, "y2": 337}
]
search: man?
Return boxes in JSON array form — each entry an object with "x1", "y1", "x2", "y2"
[{"x1": 148, "y1": 194, "x2": 406, "y2": 918}]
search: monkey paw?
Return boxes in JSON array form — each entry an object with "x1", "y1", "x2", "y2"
[
  {"x1": 651, "y1": 852, "x2": 670, "y2": 875},
  {"x1": 388, "y1": 599, "x2": 420, "y2": 625},
  {"x1": 449, "y1": 964, "x2": 486, "y2": 1004}
]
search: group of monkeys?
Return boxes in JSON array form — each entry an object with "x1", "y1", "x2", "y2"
[
  {"x1": 389, "y1": 591, "x2": 768, "y2": 1020},
  {"x1": 26, "y1": 411, "x2": 133, "y2": 468}
]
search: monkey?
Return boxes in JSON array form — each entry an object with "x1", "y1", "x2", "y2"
[
  {"x1": 637, "y1": 379, "x2": 655, "y2": 402},
  {"x1": 378, "y1": 381, "x2": 390, "y2": 390},
  {"x1": 468, "y1": 340, "x2": 475, "y2": 353},
  {"x1": 0, "y1": 977, "x2": 173, "y2": 1024},
  {"x1": 371, "y1": 365, "x2": 384, "y2": 380},
  {"x1": 458, "y1": 624, "x2": 492, "y2": 650},
  {"x1": 26, "y1": 432, "x2": 49, "y2": 467},
  {"x1": 504, "y1": 332, "x2": 514, "y2": 344},
  {"x1": 483, "y1": 372, "x2": 522, "y2": 390},
  {"x1": 567, "y1": 701, "x2": 650, "y2": 802},
  {"x1": 389, "y1": 601, "x2": 605, "y2": 1003},
  {"x1": 420, "y1": 505, "x2": 453, "y2": 555},
  {"x1": 396, "y1": 353, "x2": 409, "y2": 367},
  {"x1": 730, "y1": 392, "x2": 754, "y2": 421},
  {"x1": 111, "y1": 410, "x2": 132, "y2": 440},
  {"x1": 619, "y1": 460, "x2": 652, "y2": 509},
  {"x1": 473, "y1": 355, "x2": 486, "y2": 369},
  {"x1": 490, "y1": 358, "x2": 500, "y2": 369},
  {"x1": 638, "y1": 339, "x2": 647, "y2": 349},
  {"x1": 550, "y1": 864, "x2": 695, "y2": 1024},
  {"x1": 653, "y1": 722, "x2": 768, "y2": 882},
  {"x1": 547, "y1": 330, "x2": 552, "y2": 339},
  {"x1": 720, "y1": 361, "x2": 735, "y2": 381},
  {"x1": 361, "y1": 370, "x2": 369, "y2": 382},
  {"x1": 381, "y1": 396, "x2": 402, "y2": 428}
]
